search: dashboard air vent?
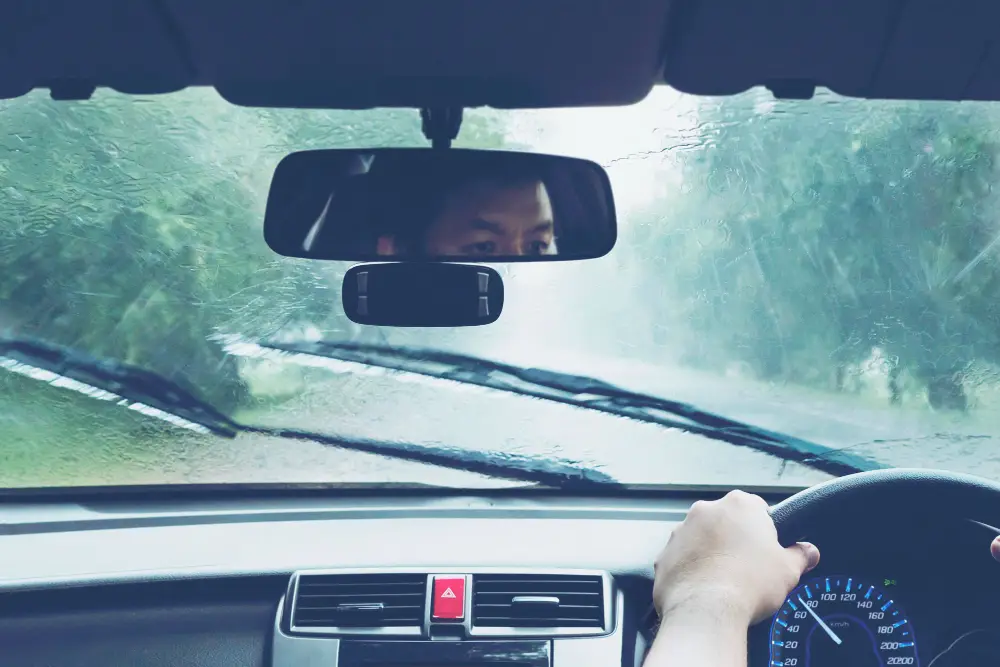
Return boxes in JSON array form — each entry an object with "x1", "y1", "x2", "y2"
[
  {"x1": 292, "y1": 573, "x2": 426, "y2": 629},
  {"x1": 472, "y1": 574, "x2": 605, "y2": 629}
]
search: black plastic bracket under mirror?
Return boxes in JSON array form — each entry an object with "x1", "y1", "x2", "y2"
[
  {"x1": 342, "y1": 263, "x2": 503, "y2": 327},
  {"x1": 420, "y1": 107, "x2": 463, "y2": 149}
]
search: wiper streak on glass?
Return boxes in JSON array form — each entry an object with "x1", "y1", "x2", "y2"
[
  {"x1": 0, "y1": 356, "x2": 214, "y2": 435},
  {"x1": 0, "y1": 336, "x2": 617, "y2": 490},
  {"x1": 249, "y1": 339, "x2": 884, "y2": 477}
]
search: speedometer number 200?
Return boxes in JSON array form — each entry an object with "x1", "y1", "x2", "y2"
[{"x1": 769, "y1": 576, "x2": 919, "y2": 667}]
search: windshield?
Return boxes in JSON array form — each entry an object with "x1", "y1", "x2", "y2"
[{"x1": 4, "y1": 86, "x2": 1000, "y2": 490}]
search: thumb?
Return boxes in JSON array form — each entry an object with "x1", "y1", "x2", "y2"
[
  {"x1": 992, "y1": 536, "x2": 1000, "y2": 563},
  {"x1": 785, "y1": 541, "x2": 821, "y2": 576}
]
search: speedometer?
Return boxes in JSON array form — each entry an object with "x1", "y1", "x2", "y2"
[{"x1": 769, "y1": 576, "x2": 920, "y2": 667}]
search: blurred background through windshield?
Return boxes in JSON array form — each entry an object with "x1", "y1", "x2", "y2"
[{"x1": 3, "y1": 87, "x2": 1000, "y2": 487}]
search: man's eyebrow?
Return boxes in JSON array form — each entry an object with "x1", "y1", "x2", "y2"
[
  {"x1": 468, "y1": 218, "x2": 505, "y2": 235},
  {"x1": 531, "y1": 220, "x2": 554, "y2": 234}
]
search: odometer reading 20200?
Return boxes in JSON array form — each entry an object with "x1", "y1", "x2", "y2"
[{"x1": 769, "y1": 576, "x2": 919, "y2": 667}]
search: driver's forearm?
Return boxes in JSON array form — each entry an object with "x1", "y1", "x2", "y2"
[{"x1": 642, "y1": 600, "x2": 749, "y2": 667}]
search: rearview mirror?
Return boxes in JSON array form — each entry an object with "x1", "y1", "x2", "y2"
[{"x1": 263, "y1": 148, "x2": 617, "y2": 262}]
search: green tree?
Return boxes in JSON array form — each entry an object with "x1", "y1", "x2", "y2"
[
  {"x1": 0, "y1": 90, "x2": 511, "y2": 412},
  {"x1": 631, "y1": 90, "x2": 1000, "y2": 410}
]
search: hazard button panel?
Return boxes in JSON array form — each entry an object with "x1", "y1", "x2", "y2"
[{"x1": 429, "y1": 574, "x2": 469, "y2": 622}]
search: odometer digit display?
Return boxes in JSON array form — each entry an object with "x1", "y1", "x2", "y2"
[{"x1": 769, "y1": 576, "x2": 919, "y2": 667}]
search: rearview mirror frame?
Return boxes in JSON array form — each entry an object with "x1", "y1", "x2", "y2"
[{"x1": 263, "y1": 148, "x2": 618, "y2": 263}]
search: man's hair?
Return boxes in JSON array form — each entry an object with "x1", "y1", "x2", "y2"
[{"x1": 367, "y1": 152, "x2": 550, "y2": 252}]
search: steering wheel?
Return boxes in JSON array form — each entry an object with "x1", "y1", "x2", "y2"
[
  {"x1": 753, "y1": 468, "x2": 1000, "y2": 667},
  {"x1": 640, "y1": 470, "x2": 1000, "y2": 660},
  {"x1": 770, "y1": 468, "x2": 1000, "y2": 543}
]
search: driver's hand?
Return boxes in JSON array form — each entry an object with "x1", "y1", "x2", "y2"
[
  {"x1": 653, "y1": 490, "x2": 821, "y2": 626},
  {"x1": 992, "y1": 536, "x2": 1000, "y2": 562}
]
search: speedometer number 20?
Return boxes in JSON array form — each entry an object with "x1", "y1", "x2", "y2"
[{"x1": 769, "y1": 576, "x2": 919, "y2": 667}]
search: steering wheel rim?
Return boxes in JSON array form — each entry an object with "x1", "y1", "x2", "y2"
[{"x1": 770, "y1": 468, "x2": 1000, "y2": 546}]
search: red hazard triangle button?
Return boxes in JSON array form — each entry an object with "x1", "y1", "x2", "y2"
[{"x1": 431, "y1": 576, "x2": 466, "y2": 620}]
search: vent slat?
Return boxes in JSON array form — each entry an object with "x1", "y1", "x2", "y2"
[
  {"x1": 296, "y1": 604, "x2": 423, "y2": 612},
  {"x1": 474, "y1": 603, "x2": 599, "y2": 611},
  {"x1": 475, "y1": 587, "x2": 598, "y2": 594},
  {"x1": 295, "y1": 613, "x2": 421, "y2": 622},
  {"x1": 293, "y1": 574, "x2": 427, "y2": 628},
  {"x1": 475, "y1": 618, "x2": 599, "y2": 626},
  {"x1": 475, "y1": 592, "x2": 599, "y2": 601},
  {"x1": 471, "y1": 574, "x2": 604, "y2": 630},
  {"x1": 299, "y1": 582, "x2": 426, "y2": 590},
  {"x1": 298, "y1": 592, "x2": 424, "y2": 600}
]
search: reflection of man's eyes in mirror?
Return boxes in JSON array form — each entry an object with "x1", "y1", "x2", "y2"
[
  {"x1": 424, "y1": 179, "x2": 558, "y2": 258},
  {"x1": 459, "y1": 221, "x2": 556, "y2": 257}
]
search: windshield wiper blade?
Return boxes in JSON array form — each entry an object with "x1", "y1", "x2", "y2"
[
  {"x1": 0, "y1": 335, "x2": 618, "y2": 490},
  {"x1": 256, "y1": 340, "x2": 884, "y2": 477}
]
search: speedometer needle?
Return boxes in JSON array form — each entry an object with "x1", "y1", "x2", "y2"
[{"x1": 797, "y1": 595, "x2": 843, "y2": 645}]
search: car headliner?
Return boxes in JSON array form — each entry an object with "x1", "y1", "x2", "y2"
[{"x1": 3, "y1": 0, "x2": 996, "y2": 109}]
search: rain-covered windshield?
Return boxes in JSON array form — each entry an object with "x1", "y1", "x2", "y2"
[{"x1": 4, "y1": 87, "x2": 1000, "y2": 489}]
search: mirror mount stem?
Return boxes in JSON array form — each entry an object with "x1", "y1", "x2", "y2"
[{"x1": 420, "y1": 107, "x2": 463, "y2": 149}]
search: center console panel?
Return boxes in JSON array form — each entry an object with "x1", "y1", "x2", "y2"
[{"x1": 272, "y1": 568, "x2": 626, "y2": 667}]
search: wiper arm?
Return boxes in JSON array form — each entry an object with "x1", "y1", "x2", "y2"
[
  {"x1": 0, "y1": 335, "x2": 618, "y2": 490},
  {"x1": 255, "y1": 339, "x2": 883, "y2": 477}
]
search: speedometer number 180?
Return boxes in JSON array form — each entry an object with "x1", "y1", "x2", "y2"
[{"x1": 769, "y1": 576, "x2": 920, "y2": 667}]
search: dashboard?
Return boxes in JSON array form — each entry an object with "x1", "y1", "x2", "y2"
[{"x1": 0, "y1": 487, "x2": 996, "y2": 667}]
